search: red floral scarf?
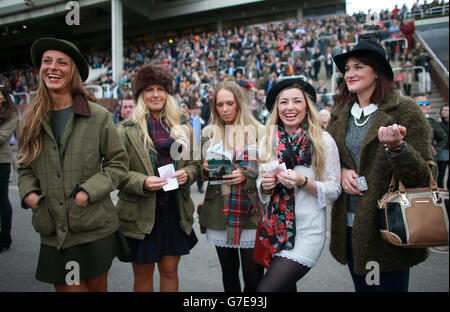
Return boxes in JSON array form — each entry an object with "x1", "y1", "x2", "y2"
[{"x1": 260, "y1": 123, "x2": 312, "y2": 254}]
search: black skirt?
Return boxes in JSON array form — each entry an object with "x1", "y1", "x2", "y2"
[
  {"x1": 35, "y1": 231, "x2": 127, "y2": 285},
  {"x1": 118, "y1": 189, "x2": 198, "y2": 264}
]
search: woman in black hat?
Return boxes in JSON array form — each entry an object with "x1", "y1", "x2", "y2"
[
  {"x1": 327, "y1": 39, "x2": 433, "y2": 292},
  {"x1": 257, "y1": 78, "x2": 341, "y2": 292},
  {"x1": 17, "y1": 37, "x2": 128, "y2": 291}
]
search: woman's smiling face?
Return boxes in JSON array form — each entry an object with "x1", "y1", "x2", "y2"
[{"x1": 277, "y1": 87, "x2": 307, "y2": 134}]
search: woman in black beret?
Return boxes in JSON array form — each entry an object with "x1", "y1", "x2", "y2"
[{"x1": 257, "y1": 78, "x2": 341, "y2": 291}]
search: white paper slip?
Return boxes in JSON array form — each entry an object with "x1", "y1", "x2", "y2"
[
  {"x1": 260, "y1": 161, "x2": 279, "y2": 173},
  {"x1": 157, "y1": 164, "x2": 179, "y2": 192}
]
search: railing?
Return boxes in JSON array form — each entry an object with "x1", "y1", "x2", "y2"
[
  {"x1": 404, "y1": 4, "x2": 449, "y2": 20},
  {"x1": 382, "y1": 37, "x2": 408, "y2": 51},
  {"x1": 415, "y1": 32, "x2": 449, "y2": 78}
]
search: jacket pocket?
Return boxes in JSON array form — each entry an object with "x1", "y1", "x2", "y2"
[
  {"x1": 68, "y1": 200, "x2": 106, "y2": 232},
  {"x1": 117, "y1": 192, "x2": 139, "y2": 222},
  {"x1": 31, "y1": 194, "x2": 56, "y2": 236}
]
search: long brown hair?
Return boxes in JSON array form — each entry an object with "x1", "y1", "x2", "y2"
[
  {"x1": 0, "y1": 86, "x2": 18, "y2": 124},
  {"x1": 337, "y1": 54, "x2": 394, "y2": 107},
  {"x1": 17, "y1": 60, "x2": 96, "y2": 167}
]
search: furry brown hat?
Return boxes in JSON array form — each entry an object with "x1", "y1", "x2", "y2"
[{"x1": 132, "y1": 64, "x2": 174, "y2": 101}]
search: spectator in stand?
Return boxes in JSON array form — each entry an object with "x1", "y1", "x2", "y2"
[
  {"x1": 437, "y1": 104, "x2": 449, "y2": 188},
  {"x1": 312, "y1": 48, "x2": 324, "y2": 81},
  {"x1": 400, "y1": 19, "x2": 416, "y2": 51},
  {"x1": 324, "y1": 47, "x2": 334, "y2": 79},
  {"x1": 413, "y1": 93, "x2": 448, "y2": 162},
  {"x1": 414, "y1": 49, "x2": 432, "y2": 94}
]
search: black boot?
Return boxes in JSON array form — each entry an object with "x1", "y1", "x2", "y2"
[{"x1": 0, "y1": 236, "x2": 12, "y2": 252}]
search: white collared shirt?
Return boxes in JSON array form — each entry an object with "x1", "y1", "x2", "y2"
[{"x1": 351, "y1": 103, "x2": 378, "y2": 119}]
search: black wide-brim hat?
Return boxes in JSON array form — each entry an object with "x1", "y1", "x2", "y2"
[
  {"x1": 265, "y1": 78, "x2": 317, "y2": 112},
  {"x1": 31, "y1": 37, "x2": 89, "y2": 82},
  {"x1": 333, "y1": 39, "x2": 394, "y2": 81}
]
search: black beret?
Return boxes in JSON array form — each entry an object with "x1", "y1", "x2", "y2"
[{"x1": 265, "y1": 78, "x2": 317, "y2": 112}]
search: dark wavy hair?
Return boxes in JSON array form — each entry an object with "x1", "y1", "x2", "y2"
[
  {"x1": 336, "y1": 54, "x2": 394, "y2": 107},
  {"x1": 0, "y1": 86, "x2": 18, "y2": 124}
]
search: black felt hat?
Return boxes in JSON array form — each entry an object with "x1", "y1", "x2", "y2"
[
  {"x1": 265, "y1": 78, "x2": 317, "y2": 112},
  {"x1": 333, "y1": 39, "x2": 394, "y2": 81},
  {"x1": 31, "y1": 37, "x2": 89, "y2": 82}
]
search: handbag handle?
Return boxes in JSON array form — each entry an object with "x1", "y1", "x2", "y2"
[{"x1": 389, "y1": 160, "x2": 439, "y2": 193}]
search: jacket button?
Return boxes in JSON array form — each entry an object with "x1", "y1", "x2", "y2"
[
  {"x1": 61, "y1": 226, "x2": 67, "y2": 232},
  {"x1": 59, "y1": 201, "x2": 64, "y2": 205},
  {"x1": 57, "y1": 173, "x2": 61, "y2": 178}
]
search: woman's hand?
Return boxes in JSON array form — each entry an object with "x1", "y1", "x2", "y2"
[
  {"x1": 75, "y1": 191, "x2": 90, "y2": 207},
  {"x1": 172, "y1": 169, "x2": 188, "y2": 185},
  {"x1": 25, "y1": 192, "x2": 40, "y2": 210},
  {"x1": 277, "y1": 169, "x2": 301, "y2": 190},
  {"x1": 223, "y1": 169, "x2": 247, "y2": 185},
  {"x1": 203, "y1": 159, "x2": 209, "y2": 172},
  {"x1": 144, "y1": 176, "x2": 168, "y2": 192},
  {"x1": 341, "y1": 169, "x2": 362, "y2": 196},
  {"x1": 261, "y1": 172, "x2": 277, "y2": 192},
  {"x1": 378, "y1": 123, "x2": 407, "y2": 149}
]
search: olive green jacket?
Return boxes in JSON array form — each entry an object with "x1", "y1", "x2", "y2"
[
  {"x1": 198, "y1": 135, "x2": 259, "y2": 230},
  {"x1": 17, "y1": 95, "x2": 128, "y2": 250},
  {"x1": 0, "y1": 114, "x2": 18, "y2": 164},
  {"x1": 116, "y1": 119, "x2": 201, "y2": 240}
]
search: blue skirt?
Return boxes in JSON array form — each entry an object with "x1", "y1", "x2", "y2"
[{"x1": 118, "y1": 189, "x2": 197, "y2": 264}]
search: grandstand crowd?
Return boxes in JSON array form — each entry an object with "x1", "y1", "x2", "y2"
[{"x1": 0, "y1": 0, "x2": 448, "y2": 124}]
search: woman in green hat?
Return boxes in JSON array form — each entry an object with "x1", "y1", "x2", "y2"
[{"x1": 17, "y1": 37, "x2": 128, "y2": 291}]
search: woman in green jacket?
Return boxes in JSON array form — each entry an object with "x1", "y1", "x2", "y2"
[
  {"x1": 199, "y1": 81, "x2": 264, "y2": 292},
  {"x1": 0, "y1": 86, "x2": 18, "y2": 252},
  {"x1": 116, "y1": 64, "x2": 201, "y2": 292},
  {"x1": 17, "y1": 38, "x2": 128, "y2": 291}
]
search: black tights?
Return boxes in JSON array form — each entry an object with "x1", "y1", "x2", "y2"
[
  {"x1": 215, "y1": 246, "x2": 264, "y2": 292},
  {"x1": 256, "y1": 256, "x2": 311, "y2": 292}
]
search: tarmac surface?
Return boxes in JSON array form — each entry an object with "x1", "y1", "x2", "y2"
[{"x1": 0, "y1": 166, "x2": 448, "y2": 293}]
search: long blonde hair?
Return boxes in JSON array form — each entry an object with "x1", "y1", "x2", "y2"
[
  {"x1": 17, "y1": 61, "x2": 96, "y2": 167},
  {"x1": 205, "y1": 81, "x2": 263, "y2": 151},
  {"x1": 129, "y1": 92, "x2": 190, "y2": 152},
  {"x1": 263, "y1": 85, "x2": 326, "y2": 180}
]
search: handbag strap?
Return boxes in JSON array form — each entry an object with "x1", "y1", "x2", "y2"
[{"x1": 390, "y1": 160, "x2": 439, "y2": 193}]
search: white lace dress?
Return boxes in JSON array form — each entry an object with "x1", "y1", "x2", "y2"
[{"x1": 257, "y1": 131, "x2": 342, "y2": 267}]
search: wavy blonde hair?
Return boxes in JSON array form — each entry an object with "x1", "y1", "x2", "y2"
[
  {"x1": 263, "y1": 85, "x2": 326, "y2": 180},
  {"x1": 128, "y1": 92, "x2": 190, "y2": 153},
  {"x1": 17, "y1": 60, "x2": 96, "y2": 167},
  {"x1": 204, "y1": 81, "x2": 263, "y2": 152}
]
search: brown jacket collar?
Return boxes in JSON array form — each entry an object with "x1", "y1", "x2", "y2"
[{"x1": 73, "y1": 93, "x2": 91, "y2": 117}]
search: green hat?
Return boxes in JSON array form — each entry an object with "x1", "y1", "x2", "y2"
[{"x1": 31, "y1": 37, "x2": 89, "y2": 82}]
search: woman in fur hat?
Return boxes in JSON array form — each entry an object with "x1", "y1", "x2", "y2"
[
  {"x1": 116, "y1": 64, "x2": 201, "y2": 292},
  {"x1": 17, "y1": 37, "x2": 128, "y2": 291},
  {"x1": 327, "y1": 39, "x2": 433, "y2": 292}
]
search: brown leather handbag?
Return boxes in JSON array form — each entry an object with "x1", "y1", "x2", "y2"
[{"x1": 378, "y1": 161, "x2": 449, "y2": 248}]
